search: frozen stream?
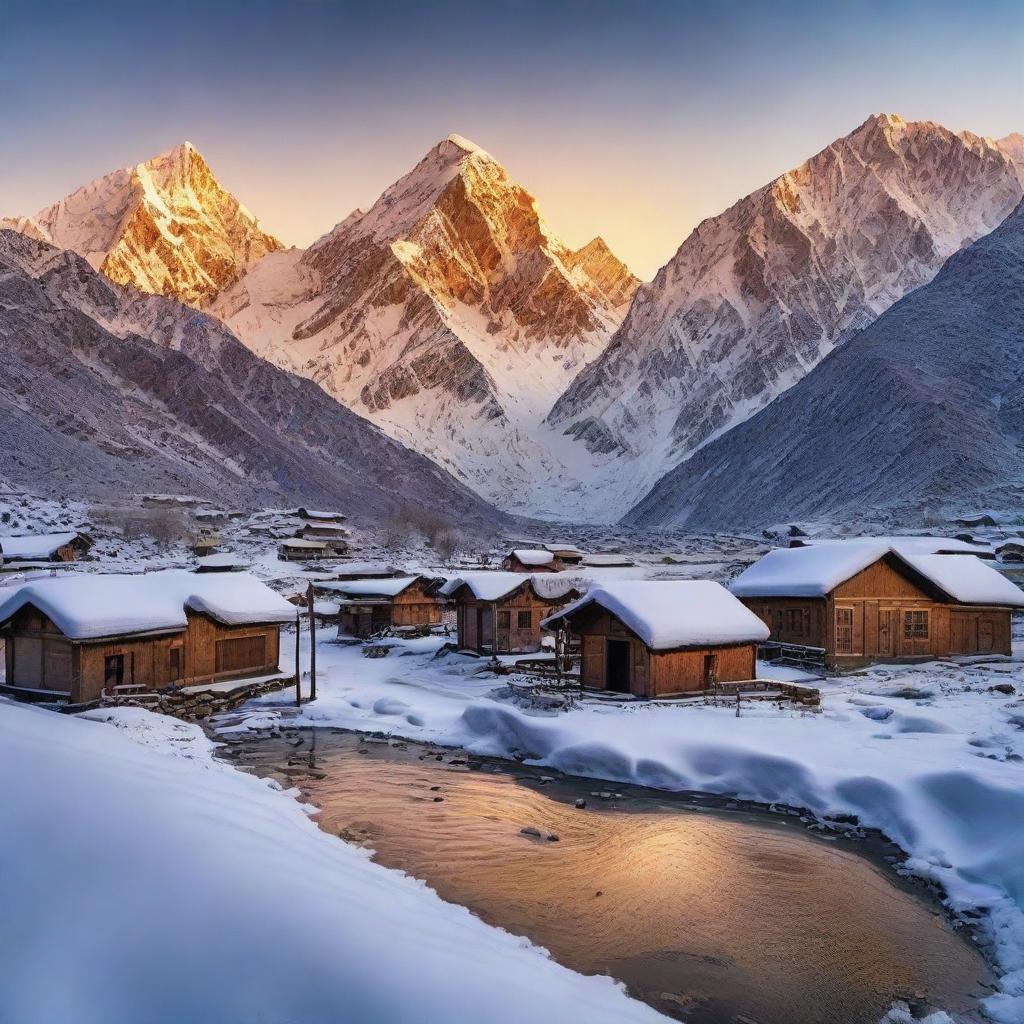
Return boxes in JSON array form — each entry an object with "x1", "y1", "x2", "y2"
[{"x1": 220, "y1": 727, "x2": 994, "y2": 1024}]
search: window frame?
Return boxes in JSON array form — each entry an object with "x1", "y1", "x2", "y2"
[
  {"x1": 517, "y1": 609, "x2": 532, "y2": 630},
  {"x1": 903, "y1": 609, "x2": 929, "y2": 641},
  {"x1": 835, "y1": 607, "x2": 854, "y2": 655}
]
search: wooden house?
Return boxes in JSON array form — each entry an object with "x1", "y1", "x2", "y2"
[
  {"x1": 731, "y1": 545, "x2": 1024, "y2": 669},
  {"x1": 544, "y1": 543, "x2": 584, "y2": 567},
  {"x1": 440, "y1": 573, "x2": 581, "y2": 655},
  {"x1": 278, "y1": 538, "x2": 341, "y2": 561},
  {"x1": 319, "y1": 576, "x2": 443, "y2": 638},
  {"x1": 0, "y1": 532, "x2": 91, "y2": 565},
  {"x1": 0, "y1": 571, "x2": 294, "y2": 705},
  {"x1": 543, "y1": 581, "x2": 769, "y2": 698},
  {"x1": 296, "y1": 508, "x2": 348, "y2": 526},
  {"x1": 502, "y1": 549, "x2": 559, "y2": 573}
]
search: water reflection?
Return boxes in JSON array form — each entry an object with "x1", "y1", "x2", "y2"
[{"x1": 226, "y1": 731, "x2": 992, "y2": 1024}]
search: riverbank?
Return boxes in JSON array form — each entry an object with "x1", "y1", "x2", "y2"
[
  {"x1": 224, "y1": 631, "x2": 1024, "y2": 1023},
  {"x1": 0, "y1": 698, "x2": 666, "y2": 1024}
]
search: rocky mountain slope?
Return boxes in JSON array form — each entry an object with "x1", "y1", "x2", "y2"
[
  {"x1": 2, "y1": 143, "x2": 280, "y2": 305},
  {"x1": 623, "y1": 198, "x2": 1024, "y2": 531},
  {"x1": 548, "y1": 114, "x2": 1024, "y2": 512},
  {"x1": 0, "y1": 229, "x2": 508, "y2": 527},
  {"x1": 212, "y1": 135, "x2": 638, "y2": 517}
]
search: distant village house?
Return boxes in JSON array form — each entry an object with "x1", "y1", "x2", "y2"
[
  {"x1": 0, "y1": 532, "x2": 91, "y2": 565},
  {"x1": 441, "y1": 573, "x2": 581, "y2": 655},
  {"x1": 0, "y1": 570, "x2": 294, "y2": 705},
  {"x1": 543, "y1": 581, "x2": 769, "y2": 698},
  {"x1": 320, "y1": 576, "x2": 443, "y2": 638},
  {"x1": 731, "y1": 545, "x2": 1024, "y2": 668}
]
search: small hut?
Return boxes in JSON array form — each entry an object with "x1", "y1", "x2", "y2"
[
  {"x1": 542, "y1": 581, "x2": 769, "y2": 697},
  {"x1": 544, "y1": 543, "x2": 584, "y2": 567},
  {"x1": 502, "y1": 549, "x2": 558, "y2": 573},
  {"x1": 731, "y1": 544, "x2": 1024, "y2": 668},
  {"x1": 0, "y1": 570, "x2": 294, "y2": 704},
  {"x1": 319, "y1": 576, "x2": 443, "y2": 638},
  {"x1": 0, "y1": 532, "x2": 91, "y2": 565},
  {"x1": 278, "y1": 538, "x2": 339, "y2": 561},
  {"x1": 296, "y1": 508, "x2": 348, "y2": 526},
  {"x1": 440, "y1": 573, "x2": 581, "y2": 655}
]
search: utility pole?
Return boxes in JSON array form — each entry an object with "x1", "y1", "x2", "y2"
[
  {"x1": 295, "y1": 607, "x2": 301, "y2": 707},
  {"x1": 306, "y1": 582, "x2": 317, "y2": 702}
]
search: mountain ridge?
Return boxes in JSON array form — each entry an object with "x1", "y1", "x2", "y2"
[
  {"x1": 622, "y1": 196, "x2": 1024, "y2": 531},
  {"x1": 0, "y1": 227, "x2": 510, "y2": 528},
  {"x1": 546, "y1": 112, "x2": 1024, "y2": 512}
]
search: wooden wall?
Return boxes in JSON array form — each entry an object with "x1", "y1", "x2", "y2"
[
  {"x1": 741, "y1": 597, "x2": 827, "y2": 647},
  {"x1": 3, "y1": 606, "x2": 282, "y2": 704}
]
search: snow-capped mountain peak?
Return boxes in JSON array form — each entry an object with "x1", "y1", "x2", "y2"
[
  {"x1": 212, "y1": 134, "x2": 639, "y2": 516},
  {"x1": 2, "y1": 143, "x2": 280, "y2": 305}
]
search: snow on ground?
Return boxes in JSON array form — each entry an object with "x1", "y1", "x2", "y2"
[
  {"x1": 0, "y1": 698, "x2": 665, "y2": 1024},
  {"x1": 225, "y1": 630, "x2": 1024, "y2": 1023}
]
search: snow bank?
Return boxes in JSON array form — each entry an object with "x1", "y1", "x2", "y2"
[
  {"x1": 0, "y1": 700, "x2": 664, "y2": 1024},
  {"x1": 543, "y1": 580, "x2": 769, "y2": 649},
  {"x1": 0, "y1": 570, "x2": 295, "y2": 639}
]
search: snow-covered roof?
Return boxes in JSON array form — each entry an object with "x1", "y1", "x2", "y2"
[
  {"x1": 582, "y1": 554, "x2": 635, "y2": 567},
  {"x1": 509, "y1": 549, "x2": 555, "y2": 566},
  {"x1": 732, "y1": 544, "x2": 1024, "y2": 606},
  {"x1": 897, "y1": 554, "x2": 1024, "y2": 607},
  {"x1": 731, "y1": 544, "x2": 890, "y2": 598},
  {"x1": 543, "y1": 581, "x2": 770, "y2": 650},
  {"x1": 279, "y1": 538, "x2": 329, "y2": 549},
  {"x1": 296, "y1": 508, "x2": 348, "y2": 521},
  {"x1": 196, "y1": 552, "x2": 247, "y2": 569},
  {"x1": 0, "y1": 532, "x2": 82, "y2": 561},
  {"x1": 544, "y1": 543, "x2": 583, "y2": 555},
  {"x1": 319, "y1": 576, "x2": 423, "y2": 599},
  {"x1": 330, "y1": 562, "x2": 400, "y2": 578},
  {"x1": 0, "y1": 570, "x2": 296, "y2": 640},
  {"x1": 440, "y1": 572, "x2": 577, "y2": 603},
  {"x1": 795, "y1": 536, "x2": 993, "y2": 556}
]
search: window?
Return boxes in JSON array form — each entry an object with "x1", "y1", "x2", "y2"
[
  {"x1": 517, "y1": 610, "x2": 532, "y2": 629},
  {"x1": 497, "y1": 610, "x2": 511, "y2": 630},
  {"x1": 215, "y1": 634, "x2": 267, "y2": 674},
  {"x1": 835, "y1": 608, "x2": 854, "y2": 654},
  {"x1": 904, "y1": 610, "x2": 929, "y2": 641},
  {"x1": 786, "y1": 608, "x2": 805, "y2": 634},
  {"x1": 104, "y1": 654, "x2": 126, "y2": 687}
]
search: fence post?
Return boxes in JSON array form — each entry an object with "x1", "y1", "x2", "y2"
[
  {"x1": 307, "y1": 583, "x2": 317, "y2": 702},
  {"x1": 295, "y1": 608, "x2": 301, "y2": 707}
]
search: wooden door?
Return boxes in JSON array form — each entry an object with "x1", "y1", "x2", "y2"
[
  {"x1": 605, "y1": 639, "x2": 631, "y2": 693},
  {"x1": 877, "y1": 609, "x2": 896, "y2": 658},
  {"x1": 478, "y1": 608, "x2": 494, "y2": 651}
]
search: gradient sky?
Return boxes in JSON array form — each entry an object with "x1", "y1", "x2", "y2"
[{"x1": 2, "y1": 0, "x2": 1022, "y2": 278}]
